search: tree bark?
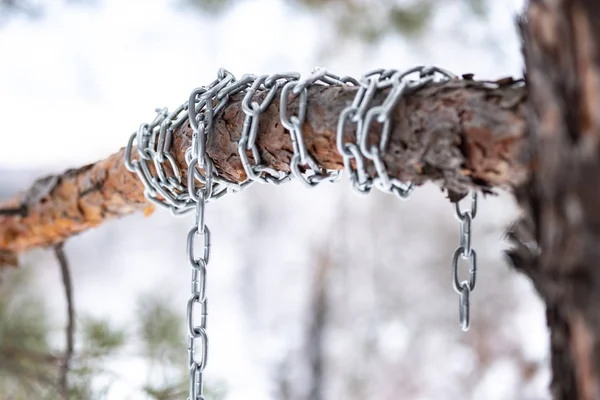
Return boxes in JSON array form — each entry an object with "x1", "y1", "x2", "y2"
[
  {"x1": 507, "y1": 0, "x2": 600, "y2": 399},
  {"x1": 0, "y1": 79, "x2": 527, "y2": 263}
]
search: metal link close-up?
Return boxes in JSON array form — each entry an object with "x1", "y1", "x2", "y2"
[
  {"x1": 452, "y1": 191, "x2": 478, "y2": 332},
  {"x1": 186, "y1": 192, "x2": 210, "y2": 400},
  {"x1": 123, "y1": 66, "x2": 477, "y2": 398}
]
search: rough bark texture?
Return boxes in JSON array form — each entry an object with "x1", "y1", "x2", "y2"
[
  {"x1": 507, "y1": 1, "x2": 600, "y2": 399},
  {"x1": 0, "y1": 79, "x2": 527, "y2": 262}
]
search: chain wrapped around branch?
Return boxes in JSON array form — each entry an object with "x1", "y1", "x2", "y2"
[
  {"x1": 119, "y1": 67, "x2": 524, "y2": 398},
  {"x1": 124, "y1": 66, "x2": 475, "y2": 215},
  {"x1": 0, "y1": 71, "x2": 527, "y2": 260}
]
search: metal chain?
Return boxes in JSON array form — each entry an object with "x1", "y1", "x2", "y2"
[
  {"x1": 184, "y1": 72, "x2": 223, "y2": 400},
  {"x1": 125, "y1": 65, "x2": 458, "y2": 210},
  {"x1": 336, "y1": 66, "x2": 456, "y2": 199},
  {"x1": 123, "y1": 66, "x2": 472, "y2": 399},
  {"x1": 451, "y1": 191, "x2": 478, "y2": 331},
  {"x1": 280, "y1": 68, "x2": 357, "y2": 188},
  {"x1": 124, "y1": 105, "x2": 192, "y2": 215},
  {"x1": 186, "y1": 193, "x2": 210, "y2": 400},
  {"x1": 238, "y1": 72, "x2": 299, "y2": 185}
]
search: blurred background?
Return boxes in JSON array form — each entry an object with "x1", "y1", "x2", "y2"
[{"x1": 0, "y1": 0, "x2": 551, "y2": 399}]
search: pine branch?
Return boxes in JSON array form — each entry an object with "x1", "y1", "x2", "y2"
[
  {"x1": 54, "y1": 242, "x2": 75, "y2": 400},
  {"x1": 0, "y1": 79, "x2": 527, "y2": 259}
]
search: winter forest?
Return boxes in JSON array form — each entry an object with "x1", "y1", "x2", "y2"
[{"x1": 1, "y1": 0, "x2": 594, "y2": 399}]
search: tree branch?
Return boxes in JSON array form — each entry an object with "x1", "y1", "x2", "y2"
[
  {"x1": 54, "y1": 242, "x2": 75, "y2": 400},
  {"x1": 0, "y1": 79, "x2": 527, "y2": 261}
]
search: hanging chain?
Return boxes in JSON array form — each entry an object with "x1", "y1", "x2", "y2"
[
  {"x1": 123, "y1": 66, "x2": 473, "y2": 399},
  {"x1": 184, "y1": 70, "x2": 228, "y2": 400},
  {"x1": 186, "y1": 194, "x2": 210, "y2": 400},
  {"x1": 452, "y1": 191, "x2": 478, "y2": 331}
]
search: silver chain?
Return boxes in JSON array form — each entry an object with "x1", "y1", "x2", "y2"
[
  {"x1": 123, "y1": 66, "x2": 472, "y2": 398},
  {"x1": 280, "y1": 68, "x2": 357, "y2": 187},
  {"x1": 124, "y1": 104, "x2": 192, "y2": 215},
  {"x1": 124, "y1": 66, "x2": 458, "y2": 210},
  {"x1": 186, "y1": 193, "x2": 210, "y2": 400},
  {"x1": 238, "y1": 74, "x2": 293, "y2": 185},
  {"x1": 452, "y1": 191, "x2": 478, "y2": 331},
  {"x1": 336, "y1": 66, "x2": 456, "y2": 198}
]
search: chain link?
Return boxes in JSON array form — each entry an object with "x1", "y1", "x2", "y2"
[
  {"x1": 280, "y1": 68, "x2": 356, "y2": 188},
  {"x1": 124, "y1": 66, "x2": 473, "y2": 399},
  {"x1": 124, "y1": 105, "x2": 192, "y2": 215},
  {"x1": 238, "y1": 73, "x2": 297, "y2": 185},
  {"x1": 186, "y1": 193, "x2": 210, "y2": 400},
  {"x1": 451, "y1": 191, "x2": 478, "y2": 331},
  {"x1": 336, "y1": 66, "x2": 456, "y2": 199}
]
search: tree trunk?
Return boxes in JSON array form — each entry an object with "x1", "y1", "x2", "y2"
[{"x1": 508, "y1": 1, "x2": 600, "y2": 398}]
